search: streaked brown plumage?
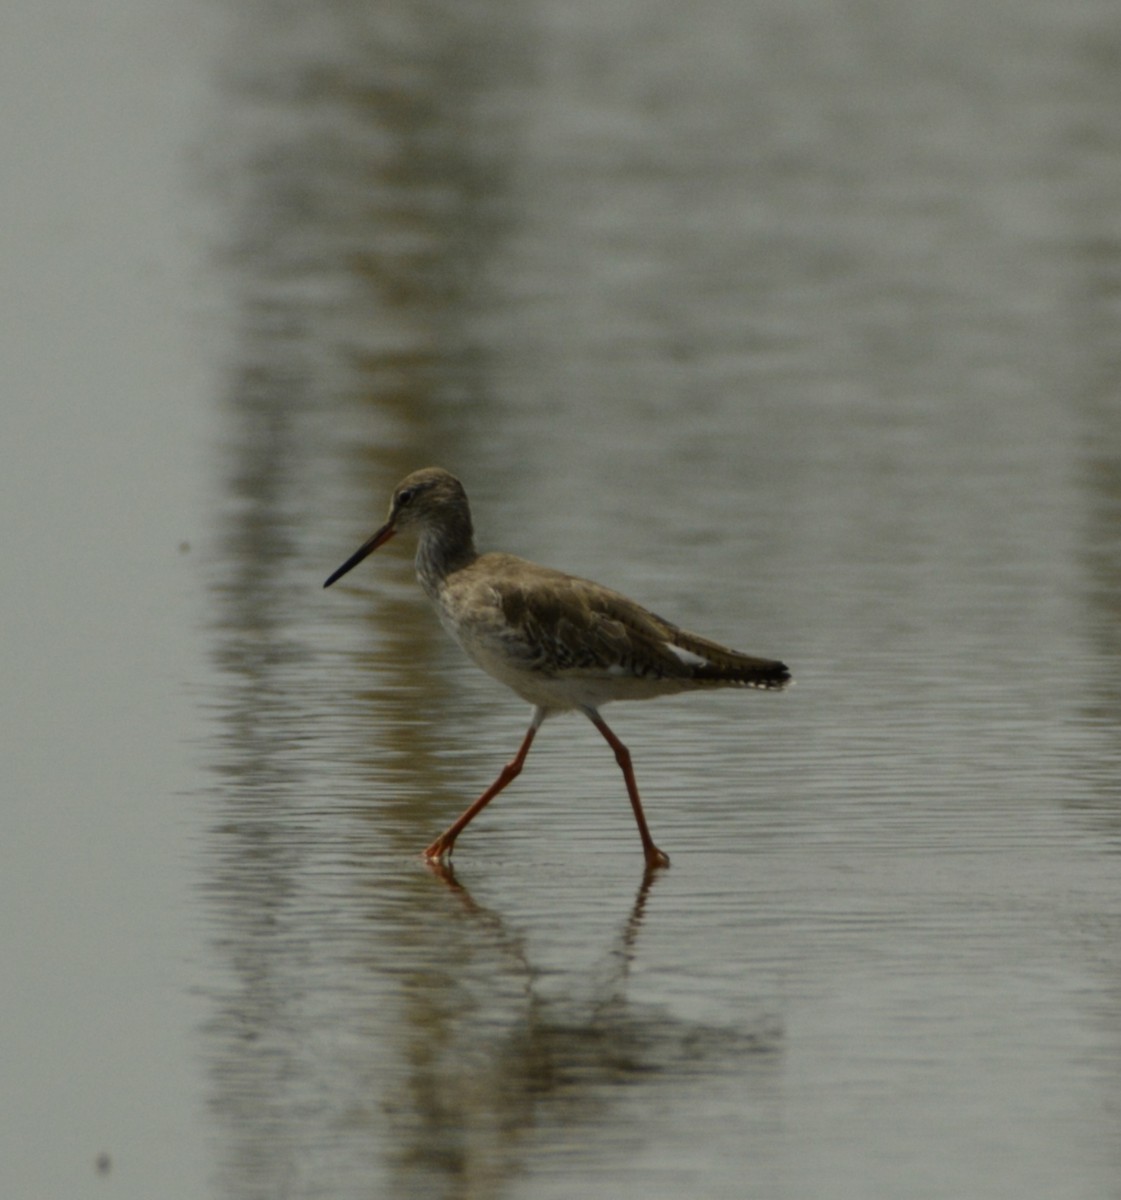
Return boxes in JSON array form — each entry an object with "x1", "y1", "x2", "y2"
[{"x1": 325, "y1": 467, "x2": 790, "y2": 870}]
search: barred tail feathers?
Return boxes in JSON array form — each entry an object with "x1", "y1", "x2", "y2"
[{"x1": 663, "y1": 629, "x2": 791, "y2": 690}]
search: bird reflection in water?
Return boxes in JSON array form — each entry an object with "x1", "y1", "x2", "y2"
[{"x1": 386, "y1": 862, "x2": 781, "y2": 1194}]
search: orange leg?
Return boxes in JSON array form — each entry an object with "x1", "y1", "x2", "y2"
[
  {"x1": 586, "y1": 711, "x2": 671, "y2": 870},
  {"x1": 424, "y1": 711, "x2": 542, "y2": 863}
]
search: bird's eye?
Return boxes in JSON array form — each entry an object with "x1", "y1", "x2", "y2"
[{"x1": 397, "y1": 487, "x2": 415, "y2": 507}]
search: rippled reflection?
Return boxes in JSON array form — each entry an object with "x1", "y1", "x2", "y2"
[
  {"x1": 382, "y1": 864, "x2": 778, "y2": 1194},
  {"x1": 201, "y1": 815, "x2": 780, "y2": 1198}
]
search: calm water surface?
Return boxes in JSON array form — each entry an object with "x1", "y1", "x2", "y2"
[{"x1": 6, "y1": 0, "x2": 1121, "y2": 1197}]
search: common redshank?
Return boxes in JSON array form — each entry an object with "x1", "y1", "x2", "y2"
[{"x1": 324, "y1": 467, "x2": 790, "y2": 869}]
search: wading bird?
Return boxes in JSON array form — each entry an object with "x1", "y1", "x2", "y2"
[{"x1": 325, "y1": 468, "x2": 790, "y2": 869}]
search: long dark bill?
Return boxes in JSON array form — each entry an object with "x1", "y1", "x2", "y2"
[{"x1": 323, "y1": 522, "x2": 396, "y2": 587}]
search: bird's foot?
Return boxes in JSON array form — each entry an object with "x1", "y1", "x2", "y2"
[
  {"x1": 424, "y1": 835, "x2": 455, "y2": 864},
  {"x1": 644, "y1": 846, "x2": 671, "y2": 870}
]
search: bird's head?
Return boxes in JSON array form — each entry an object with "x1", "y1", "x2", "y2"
[{"x1": 323, "y1": 467, "x2": 470, "y2": 587}]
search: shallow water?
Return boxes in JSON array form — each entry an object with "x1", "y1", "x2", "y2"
[{"x1": 6, "y1": 0, "x2": 1121, "y2": 1197}]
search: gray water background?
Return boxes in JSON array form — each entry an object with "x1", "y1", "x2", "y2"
[{"x1": 5, "y1": 0, "x2": 1121, "y2": 1197}]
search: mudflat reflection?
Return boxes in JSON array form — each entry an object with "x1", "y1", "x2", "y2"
[
  {"x1": 388, "y1": 865, "x2": 778, "y2": 1195},
  {"x1": 202, "y1": 823, "x2": 778, "y2": 1199}
]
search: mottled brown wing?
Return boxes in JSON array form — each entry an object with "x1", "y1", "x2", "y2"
[{"x1": 496, "y1": 574, "x2": 790, "y2": 690}]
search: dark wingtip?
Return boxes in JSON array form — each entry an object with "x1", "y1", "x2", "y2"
[
  {"x1": 756, "y1": 659, "x2": 792, "y2": 690},
  {"x1": 720, "y1": 655, "x2": 791, "y2": 690}
]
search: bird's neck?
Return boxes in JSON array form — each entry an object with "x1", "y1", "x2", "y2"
[{"x1": 415, "y1": 517, "x2": 477, "y2": 599}]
